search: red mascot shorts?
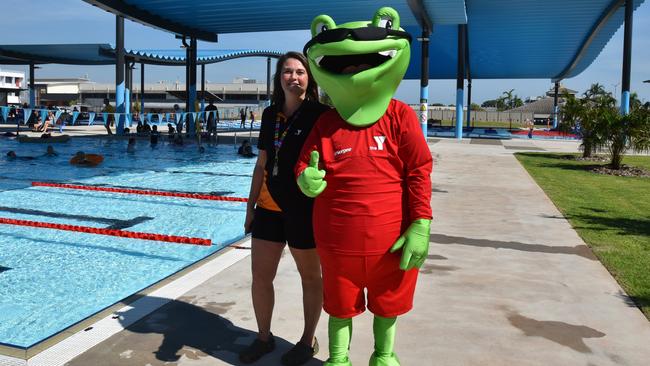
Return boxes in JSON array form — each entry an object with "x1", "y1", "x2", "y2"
[{"x1": 318, "y1": 249, "x2": 419, "y2": 318}]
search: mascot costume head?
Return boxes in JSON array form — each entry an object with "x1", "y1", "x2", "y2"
[
  {"x1": 297, "y1": 7, "x2": 433, "y2": 366},
  {"x1": 304, "y1": 7, "x2": 411, "y2": 126}
]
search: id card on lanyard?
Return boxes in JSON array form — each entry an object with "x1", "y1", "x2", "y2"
[{"x1": 272, "y1": 106, "x2": 302, "y2": 177}]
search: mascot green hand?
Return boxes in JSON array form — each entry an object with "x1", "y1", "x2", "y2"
[
  {"x1": 390, "y1": 219, "x2": 432, "y2": 270},
  {"x1": 297, "y1": 150, "x2": 327, "y2": 198}
]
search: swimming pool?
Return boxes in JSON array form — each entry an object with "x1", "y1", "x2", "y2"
[
  {"x1": 0, "y1": 136, "x2": 253, "y2": 349},
  {"x1": 427, "y1": 127, "x2": 580, "y2": 140}
]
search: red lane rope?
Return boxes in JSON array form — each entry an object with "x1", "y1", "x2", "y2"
[
  {"x1": 31, "y1": 182, "x2": 248, "y2": 202},
  {"x1": 0, "y1": 217, "x2": 211, "y2": 246}
]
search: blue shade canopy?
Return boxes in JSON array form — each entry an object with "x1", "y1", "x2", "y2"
[
  {"x1": 0, "y1": 44, "x2": 115, "y2": 65},
  {"x1": 0, "y1": 44, "x2": 282, "y2": 66},
  {"x1": 404, "y1": 0, "x2": 646, "y2": 80},
  {"x1": 83, "y1": 0, "x2": 645, "y2": 81},
  {"x1": 83, "y1": 0, "x2": 468, "y2": 41}
]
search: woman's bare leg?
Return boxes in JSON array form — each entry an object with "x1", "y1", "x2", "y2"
[
  {"x1": 289, "y1": 247, "x2": 323, "y2": 345},
  {"x1": 251, "y1": 238, "x2": 285, "y2": 341}
]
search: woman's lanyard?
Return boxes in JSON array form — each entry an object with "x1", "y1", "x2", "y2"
[{"x1": 272, "y1": 106, "x2": 302, "y2": 177}]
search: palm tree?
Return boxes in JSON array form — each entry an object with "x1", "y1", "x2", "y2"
[
  {"x1": 502, "y1": 89, "x2": 514, "y2": 109},
  {"x1": 583, "y1": 83, "x2": 607, "y2": 101},
  {"x1": 596, "y1": 99, "x2": 650, "y2": 169}
]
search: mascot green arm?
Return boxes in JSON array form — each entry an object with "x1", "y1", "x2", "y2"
[
  {"x1": 297, "y1": 150, "x2": 327, "y2": 198},
  {"x1": 390, "y1": 219, "x2": 431, "y2": 270}
]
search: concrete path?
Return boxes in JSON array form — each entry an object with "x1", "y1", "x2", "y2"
[{"x1": 64, "y1": 137, "x2": 650, "y2": 366}]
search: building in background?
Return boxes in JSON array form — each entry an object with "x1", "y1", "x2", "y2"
[
  {"x1": 0, "y1": 68, "x2": 25, "y2": 105},
  {"x1": 18, "y1": 77, "x2": 272, "y2": 119}
]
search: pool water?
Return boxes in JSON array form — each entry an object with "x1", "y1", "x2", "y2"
[
  {"x1": 427, "y1": 127, "x2": 580, "y2": 140},
  {"x1": 0, "y1": 136, "x2": 254, "y2": 348}
]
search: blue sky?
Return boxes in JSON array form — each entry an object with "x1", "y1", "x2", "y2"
[{"x1": 1, "y1": 0, "x2": 649, "y2": 105}]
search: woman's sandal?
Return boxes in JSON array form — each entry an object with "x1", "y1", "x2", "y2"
[{"x1": 281, "y1": 337, "x2": 319, "y2": 366}]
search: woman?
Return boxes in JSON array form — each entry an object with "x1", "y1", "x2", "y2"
[
  {"x1": 241, "y1": 51, "x2": 329, "y2": 366},
  {"x1": 34, "y1": 112, "x2": 53, "y2": 132}
]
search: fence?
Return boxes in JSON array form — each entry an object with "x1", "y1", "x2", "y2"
[{"x1": 421, "y1": 108, "x2": 535, "y2": 127}]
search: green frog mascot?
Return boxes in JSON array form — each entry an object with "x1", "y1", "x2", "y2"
[{"x1": 295, "y1": 7, "x2": 433, "y2": 366}]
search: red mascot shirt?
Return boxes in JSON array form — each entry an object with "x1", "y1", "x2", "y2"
[{"x1": 296, "y1": 99, "x2": 433, "y2": 255}]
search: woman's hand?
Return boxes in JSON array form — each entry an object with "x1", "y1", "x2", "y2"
[{"x1": 244, "y1": 205, "x2": 255, "y2": 234}]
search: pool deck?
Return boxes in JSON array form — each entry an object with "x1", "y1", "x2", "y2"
[{"x1": 2, "y1": 127, "x2": 650, "y2": 365}]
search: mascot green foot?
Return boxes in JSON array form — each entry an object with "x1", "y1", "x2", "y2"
[
  {"x1": 369, "y1": 316, "x2": 400, "y2": 366},
  {"x1": 324, "y1": 316, "x2": 353, "y2": 366}
]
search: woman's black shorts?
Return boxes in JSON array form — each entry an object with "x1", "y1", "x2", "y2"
[{"x1": 251, "y1": 206, "x2": 315, "y2": 249}]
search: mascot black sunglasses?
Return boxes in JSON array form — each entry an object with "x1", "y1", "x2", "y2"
[{"x1": 303, "y1": 27, "x2": 412, "y2": 55}]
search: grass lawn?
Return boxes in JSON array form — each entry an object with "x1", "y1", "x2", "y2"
[{"x1": 515, "y1": 153, "x2": 650, "y2": 318}]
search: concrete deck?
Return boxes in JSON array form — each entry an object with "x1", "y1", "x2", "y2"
[{"x1": 4, "y1": 128, "x2": 650, "y2": 365}]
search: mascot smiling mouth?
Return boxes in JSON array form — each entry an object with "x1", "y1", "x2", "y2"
[{"x1": 317, "y1": 52, "x2": 393, "y2": 74}]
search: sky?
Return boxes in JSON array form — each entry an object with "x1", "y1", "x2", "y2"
[{"x1": 1, "y1": 0, "x2": 649, "y2": 105}]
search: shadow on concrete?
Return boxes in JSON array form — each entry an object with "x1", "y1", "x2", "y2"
[
  {"x1": 429, "y1": 233, "x2": 597, "y2": 260},
  {"x1": 506, "y1": 310, "x2": 605, "y2": 353},
  {"x1": 108, "y1": 295, "x2": 324, "y2": 365}
]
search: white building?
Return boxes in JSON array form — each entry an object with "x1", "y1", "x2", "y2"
[{"x1": 0, "y1": 68, "x2": 25, "y2": 105}]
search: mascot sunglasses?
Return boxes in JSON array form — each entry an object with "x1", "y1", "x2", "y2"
[{"x1": 303, "y1": 26, "x2": 412, "y2": 55}]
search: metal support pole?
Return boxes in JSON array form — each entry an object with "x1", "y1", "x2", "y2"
[
  {"x1": 185, "y1": 39, "x2": 190, "y2": 115},
  {"x1": 466, "y1": 79, "x2": 472, "y2": 128},
  {"x1": 465, "y1": 24, "x2": 472, "y2": 128},
  {"x1": 140, "y1": 62, "x2": 145, "y2": 114},
  {"x1": 201, "y1": 63, "x2": 206, "y2": 112},
  {"x1": 420, "y1": 28, "x2": 430, "y2": 139},
  {"x1": 29, "y1": 63, "x2": 35, "y2": 108},
  {"x1": 125, "y1": 62, "x2": 133, "y2": 118},
  {"x1": 187, "y1": 37, "x2": 198, "y2": 136},
  {"x1": 266, "y1": 57, "x2": 271, "y2": 105},
  {"x1": 553, "y1": 81, "x2": 559, "y2": 128},
  {"x1": 115, "y1": 15, "x2": 125, "y2": 135},
  {"x1": 455, "y1": 25, "x2": 465, "y2": 140},
  {"x1": 621, "y1": 0, "x2": 633, "y2": 115}
]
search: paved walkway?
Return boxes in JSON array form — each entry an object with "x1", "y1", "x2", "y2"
[{"x1": 44, "y1": 137, "x2": 650, "y2": 365}]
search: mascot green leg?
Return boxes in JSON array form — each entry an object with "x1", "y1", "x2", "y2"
[
  {"x1": 369, "y1": 316, "x2": 400, "y2": 366},
  {"x1": 324, "y1": 316, "x2": 353, "y2": 366}
]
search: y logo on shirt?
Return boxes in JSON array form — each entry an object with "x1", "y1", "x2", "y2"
[{"x1": 371, "y1": 136, "x2": 386, "y2": 151}]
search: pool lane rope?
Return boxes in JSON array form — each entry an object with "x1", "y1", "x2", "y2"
[
  {"x1": 31, "y1": 182, "x2": 248, "y2": 203},
  {"x1": 0, "y1": 217, "x2": 211, "y2": 246}
]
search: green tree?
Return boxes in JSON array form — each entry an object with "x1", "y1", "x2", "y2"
[
  {"x1": 469, "y1": 103, "x2": 484, "y2": 111},
  {"x1": 481, "y1": 99, "x2": 498, "y2": 108},
  {"x1": 596, "y1": 100, "x2": 650, "y2": 169},
  {"x1": 561, "y1": 83, "x2": 650, "y2": 166}
]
